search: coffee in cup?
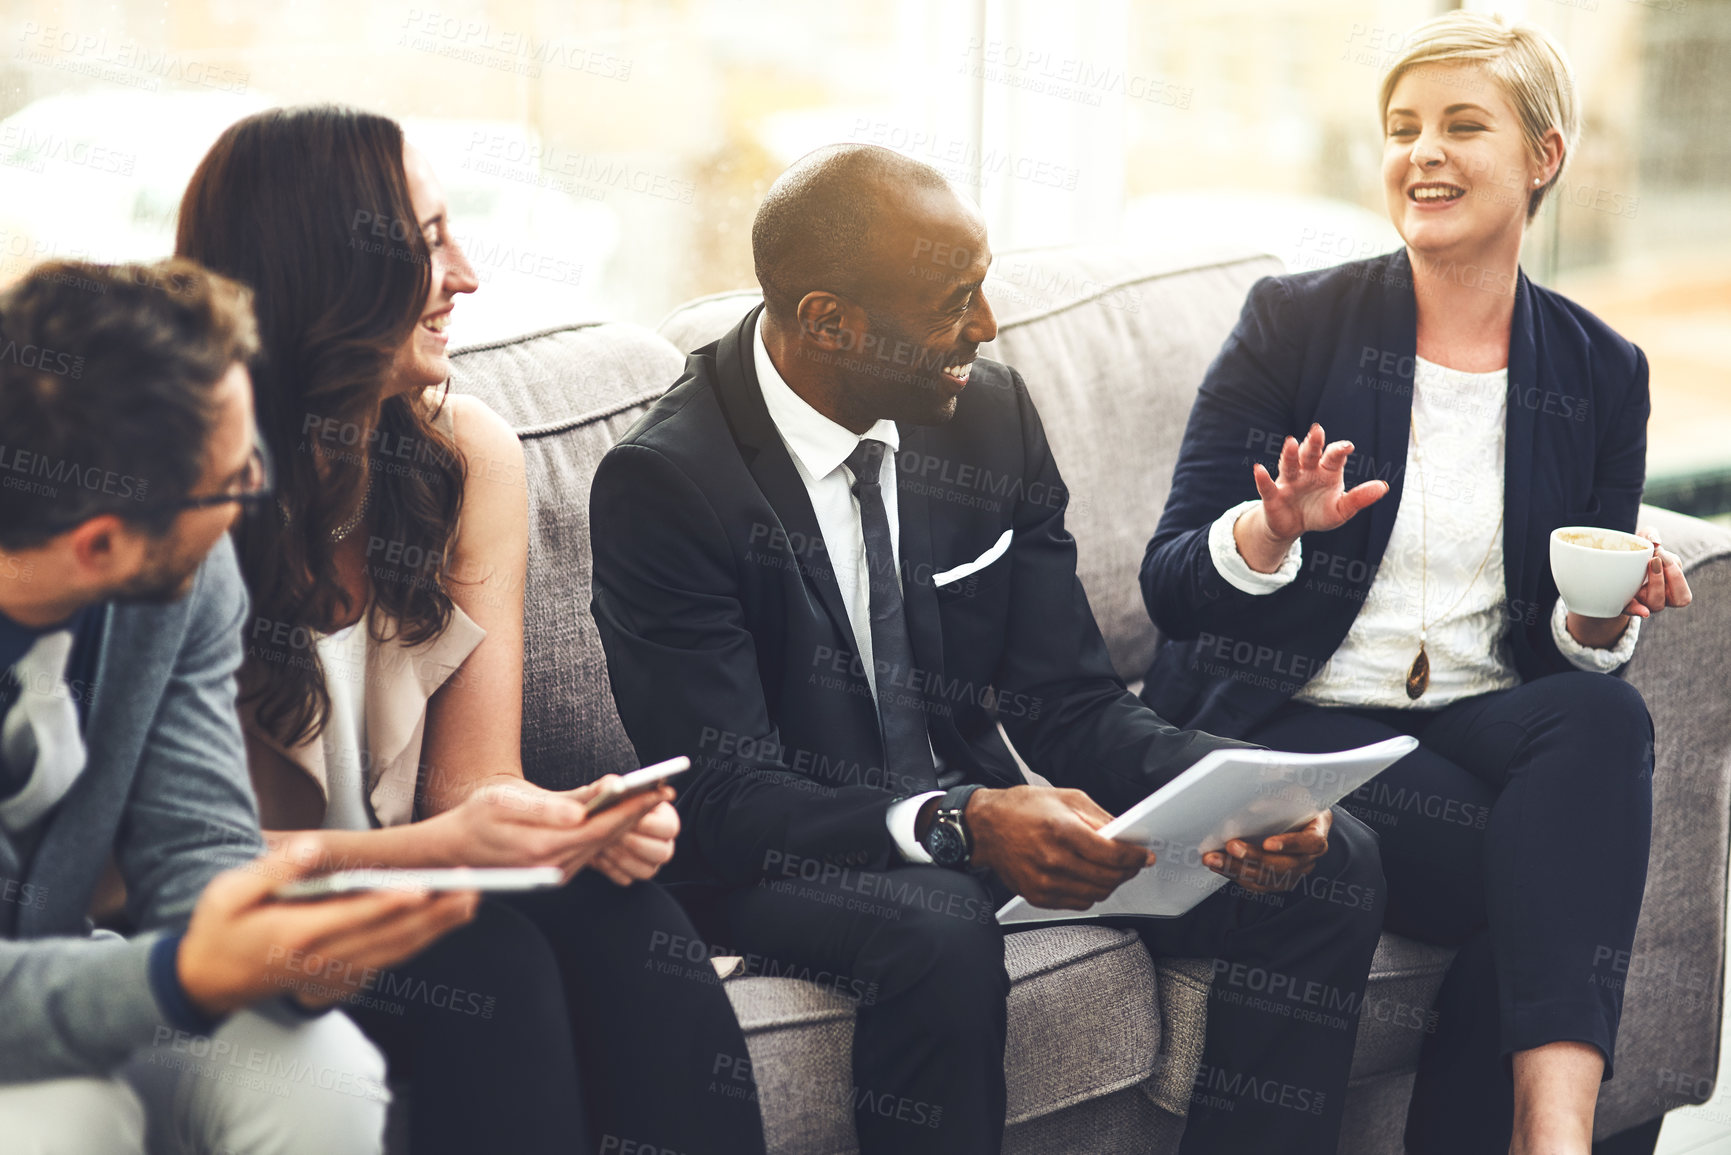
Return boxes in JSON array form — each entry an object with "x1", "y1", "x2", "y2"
[{"x1": 1549, "y1": 526, "x2": 1653, "y2": 619}]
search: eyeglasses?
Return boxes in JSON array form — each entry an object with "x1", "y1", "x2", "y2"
[
  {"x1": 20, "y1": 430, "x2": 278, "y2": 540},
  {"x1": 160, "y1": 431, "x2": 276, "y2": 514}
]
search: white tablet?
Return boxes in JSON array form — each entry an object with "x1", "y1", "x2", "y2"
[
  {"x1": 997, "y1": 736, "x2": 1418, "y2": 924},
  {"x1": 274, "y1": 866, "x2": 566, "y2": 901}
]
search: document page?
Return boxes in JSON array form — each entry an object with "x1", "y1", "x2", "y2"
[{"x1": 996, "y1": 736, "x2": 1417, "y2": 924}]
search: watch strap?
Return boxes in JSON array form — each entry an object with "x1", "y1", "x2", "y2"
[{"x1": 939, "y1": 783, "x2": 983, "y2": 826}]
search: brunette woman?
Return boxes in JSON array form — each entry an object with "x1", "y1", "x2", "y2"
[{"x1": 177, "y1": 105, "x2": 766, "y2": 1155}]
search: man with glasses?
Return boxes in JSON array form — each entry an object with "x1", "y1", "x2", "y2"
[{"x1": 0, "y1": 258, "x2": 477, "y2": 1155}]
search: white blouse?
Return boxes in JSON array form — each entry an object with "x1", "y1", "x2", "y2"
[
  {"x1": 1207, "y1": 356, "x2": 1639, "y2": 709},
  {"x1": 314, "y1": 619, "x2": 375, "y2": 830}
]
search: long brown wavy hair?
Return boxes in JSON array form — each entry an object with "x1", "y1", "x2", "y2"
[{"x1": 176, "y1": 105, "x2": 467, "y2": 749}]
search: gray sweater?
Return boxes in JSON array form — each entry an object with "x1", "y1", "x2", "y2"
[{"x1": 0, "y1": 536, "x2": 264, "y2": 1080}]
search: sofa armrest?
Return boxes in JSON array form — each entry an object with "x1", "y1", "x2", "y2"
[{"x1": 1594, "y1": 504, "x2": 1731, "y2": 1137}]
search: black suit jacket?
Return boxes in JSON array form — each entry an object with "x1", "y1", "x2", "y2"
[
  {"x1": 591, "y1": 305, "x2": 1245, "y2": 893},
  {"x1": 1139, "y1": 249, "x2": 1649, "y2": 740}
]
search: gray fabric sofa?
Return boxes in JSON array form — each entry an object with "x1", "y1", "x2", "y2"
[{"x1": 449, "y1": 243, "x2": 1731, "y2": 1154}]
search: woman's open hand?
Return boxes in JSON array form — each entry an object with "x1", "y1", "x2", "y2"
[{"x1": 1235, "y1": 424, "x2": 1389, "y2": 573}]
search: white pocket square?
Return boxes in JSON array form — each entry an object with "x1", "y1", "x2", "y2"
[{"x1": 932, "y1": 529, "x2": 1013, "y2": 587}]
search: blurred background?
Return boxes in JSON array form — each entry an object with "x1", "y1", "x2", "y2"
[{"x1": 2, "y1": 0, "x2": 1728, "y2": 514}]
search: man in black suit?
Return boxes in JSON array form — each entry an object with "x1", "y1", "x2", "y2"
[{"x1": 591, "y1": 144, "x2": 1385, "y2": 1155}]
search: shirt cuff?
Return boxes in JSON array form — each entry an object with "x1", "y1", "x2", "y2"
[
  {"x1": 148, "y1": 930, "x2": 225, "y2": 1037},
  {"x1": 886, "y1": 791, "x2": 944, "y2": 863},
  {"x1": 1551, "y1": 598, "x2": 1642, "y2": 672},
  {"x1": 1209, "y1": 500, "x2": 1302, "y2": 595}
]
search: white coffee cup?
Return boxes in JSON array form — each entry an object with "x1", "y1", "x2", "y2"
[{"x1": 1549, "y1": 526, "x2": 1654, "y2": 619}]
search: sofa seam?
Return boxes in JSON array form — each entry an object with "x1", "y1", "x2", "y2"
[
  {"x1": 449, "y1": 321, "x2": 610, "y2": 356},
  {"x1": 654, "y1": 290, "x2": 762, "y2": 334},
  {"x1": 654, "y1": 251, "x2": 1280, "y2": 340},
  {"x1": 993, "y1": 252, "x2": 1279, "y2": 330},
  {"x1": 1006, "y1": 932, "x2": 1144, "y2": 982},
  {"x1": 511, "y1": 390, "x2": 667, "y2": 440},
  {"x1": 1006, "y1": 1063, "x2": 1161, "y2": 1128}
]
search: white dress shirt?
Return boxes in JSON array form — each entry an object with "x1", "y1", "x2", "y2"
[
  {"x1": 752, "y1": 314, "x2": 943, "y2": 860},
  {"x1": 1208, "y1": 356, "x2": 1639, "y2": 709}
]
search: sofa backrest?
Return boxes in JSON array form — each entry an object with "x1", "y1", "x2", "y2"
[
  {"x1": 451, "y1": 246, "x2": 1279, "y2": 785},
  {"x1": 656, "y1": 245, "x2": 1282, "y2": 680},
  {"x1": 449, "y1": 322, "x2": 682, "y2": 788}
]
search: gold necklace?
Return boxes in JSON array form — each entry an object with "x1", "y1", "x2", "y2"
[
  {"x1": 1406, "y1": 414, "x2": 1503, "y2": 700},
  {"x1": 276, "y1": 472, "x2": 374, "y2": 542}
]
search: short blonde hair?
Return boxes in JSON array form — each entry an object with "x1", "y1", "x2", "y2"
[{"x1": 1379, "y1": 12, "x2": 1579, "y2": 221}]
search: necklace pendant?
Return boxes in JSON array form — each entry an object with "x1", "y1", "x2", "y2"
[{"x1": 1406, "y1": 644, "x2": 1430, "y2": 700}]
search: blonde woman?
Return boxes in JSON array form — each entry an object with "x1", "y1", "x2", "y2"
[{"x1": 1139, "y1": 14, "x2": 1688, "y2": 1154}]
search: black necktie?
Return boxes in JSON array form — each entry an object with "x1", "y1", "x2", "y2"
[{"x1": 845, "y1": 439, "x2": 938, "y2": 793}]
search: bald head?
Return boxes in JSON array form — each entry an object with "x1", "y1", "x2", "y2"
[
  {"x1": 752, "y1": 144, "x2": 954, "y2": 319},
  {"x1": 750, "y1": 144, "x2": 996, "y2": 434}
]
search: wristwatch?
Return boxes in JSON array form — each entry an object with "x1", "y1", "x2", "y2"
[{"x1": 921, "y1": 784, "x2": 982, "y2": 868}]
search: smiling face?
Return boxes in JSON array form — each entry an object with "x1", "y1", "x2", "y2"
[
  {"x1": 1381, "y1": 63, "x2": 1560, "y2": 265},
  {"x1": 386, "y1": 141, "x2": 480, "y2": 397},
  {"x1": 833, "y1": 183, "x2": 998, "y2": 427}
]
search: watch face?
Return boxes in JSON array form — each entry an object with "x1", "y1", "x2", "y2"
[{"x1": 927, "y1": 820, "x2": 967, "y2": 867}]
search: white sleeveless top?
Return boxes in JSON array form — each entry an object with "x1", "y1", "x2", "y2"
[
  {"x1": 314, "y1": 619, "x2": 375, "y2": 830},
  {"x1": 243, "y1": 396, "x2": 487, "y2": 828},
  {"x1": 246, "y1": 603, "x2": 484, "y2": 829}
]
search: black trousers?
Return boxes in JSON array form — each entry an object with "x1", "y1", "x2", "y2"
[
  {"x1": 347, "y1": 872, "x2": 767, "y2": 1155},
  {"x1": 1243, "y1": 671, "x2": 1655, "y2": 1154},
  {"x1": 685, "y1": 808, "x2": 1384, "y2": 1155}
]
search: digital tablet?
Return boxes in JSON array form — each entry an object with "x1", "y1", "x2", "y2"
[
  {"x1": 997, "y1": 736, "x2": 1418, "y2": 924},
  {"x1": 274, "y1": 866, "x2": 566, "y2": 901}
]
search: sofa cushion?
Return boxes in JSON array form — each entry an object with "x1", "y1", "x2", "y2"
[
  {"x1": 726, "y1": 925, "x2": 1161, "y2": 1154},
  {"x1": 1145, "y1": 931, "x2": 1456, "y2": 1124},
  {"x1": 449, "y1": 321, "x2": 683, "y2": 789},
  {"x1": 657, "y1": 289, "x2": 765, "y2": 359},
  {"x1": 980, "y1": 245, "x2": 1282, "y2": 682},
  {"x1": 1348, "y1": 934, "x2": 1457, "y2": 1082}
]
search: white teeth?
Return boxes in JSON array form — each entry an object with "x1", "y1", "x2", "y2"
[
  {"x1": 1411, "y1": 186, "x2": 1462, "y2": 201},
  {"x1": 943, "y1": 362, "x2": 972, "y2": 378}
]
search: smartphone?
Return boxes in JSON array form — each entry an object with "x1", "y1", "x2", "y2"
[
  {"x1": 274, "y1": 866, "x2": 565, "y2": 902},
  {"x1": 582, "y1": 756, "x2": 690, "y2": 817}
]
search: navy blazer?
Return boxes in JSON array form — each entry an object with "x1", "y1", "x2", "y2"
[
  {"x1": 1139, "y1": 248, "x2": 1650, "y2": 740},
  {"x1": 590, "y1": 305, "x2": 1245, "y2": 895}
]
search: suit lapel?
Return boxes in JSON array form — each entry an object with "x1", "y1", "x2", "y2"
[
  {"x1": 894, "y1": 426, "x2": 944, "y2": 670},
  {"x1": 712, "y1": 307, "x2": 857, "y2": 650},
  {"x1": 19, "y1": 604, "x2": 168, "y2": 935},
  {"x1": 0, "y1": 828, "x2": 18, "y2": 934},
  {"x1": 893, "y1": 426, "x2": 952, "y2": 726},
  {"x1": 1363, "y1": 249, "x2": 1418, "y2": 568},
  {"x1": 1502, "y1": 270, "x2": 1539, "y2": 604}
]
